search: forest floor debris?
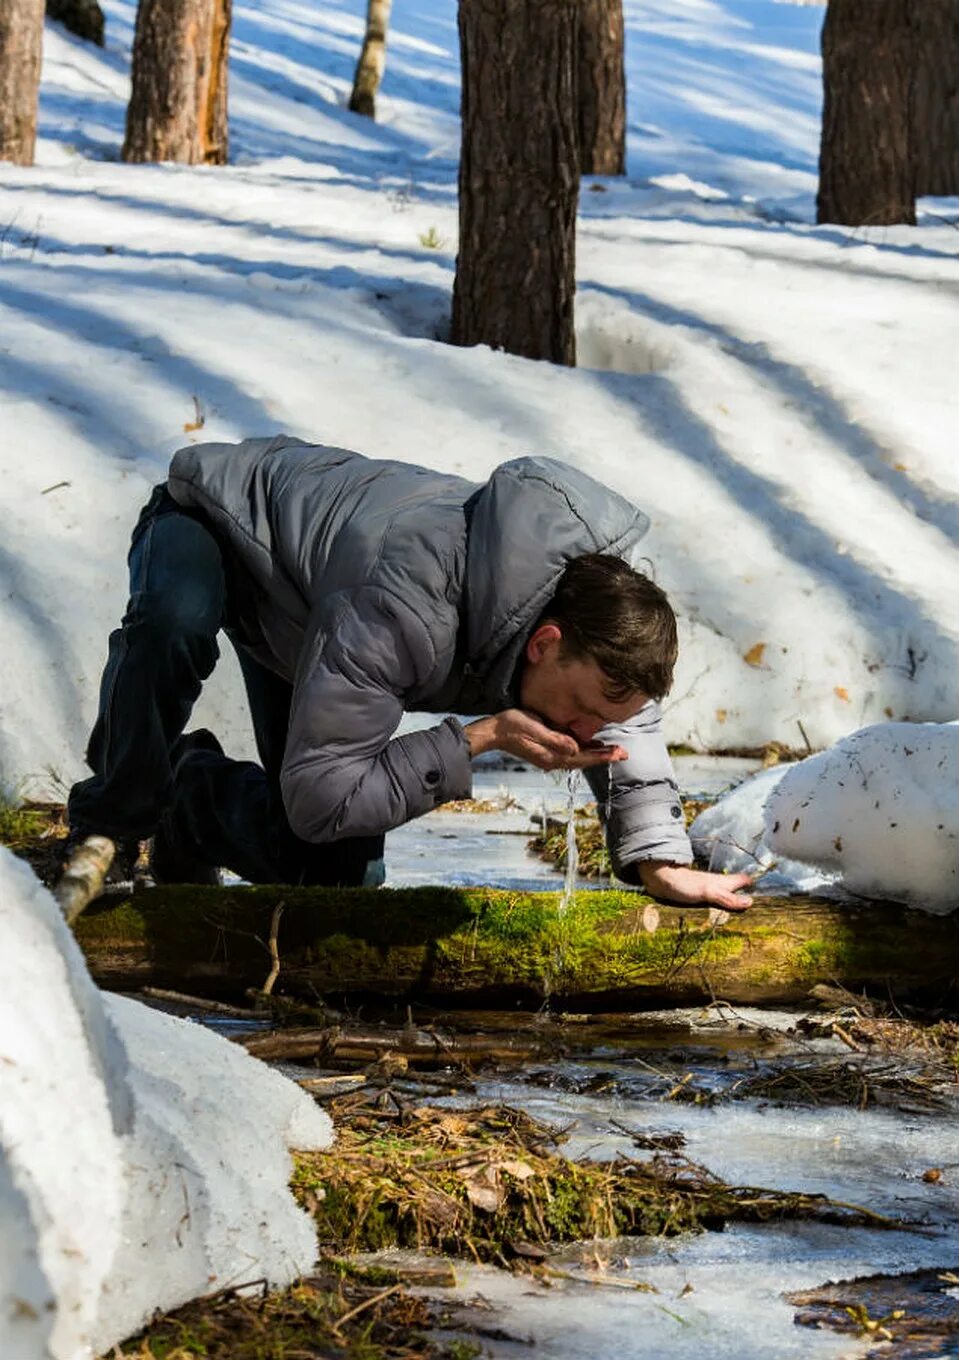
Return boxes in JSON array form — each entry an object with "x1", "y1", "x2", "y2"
[
  {"x1": 110, "y1": 1258, "x2": 479, "y2": 1360},
  {"x1": 788, "y1": 1265, "x2": 959, "y2": 1358},
  {"x1": 292, "y1": 1098, "x2": 906, "y2": 1266}
]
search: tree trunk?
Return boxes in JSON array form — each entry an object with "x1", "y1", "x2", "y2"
[
  {"x1": 451, "y1": 0, "x2": 580, "y2": 366},
  {"x1": 46, "y1": 0, "x2": 105, "y2": 45},
  {"x1": 817, "y1": 0, "x2": 916, "y2": 225},
  {"x1": 913, "y1": 0, "x2": 959, "y2": 196},
  {"x1": 0, "y1": 0, "x2": 44, "y2": 166},
  {"x1": 578, "y1": 0, "x2": 625, "y2": 176},
  {"x1": 123, "y1": 0, "x2": 231, "y2": 164},
  {"x1": 72, "y1": 883, "x2": 959, "y2": 1010},
  {"x1": 349, "y1": 0, "x2": 392, "y2": 119}
]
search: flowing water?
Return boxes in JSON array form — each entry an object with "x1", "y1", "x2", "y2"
[
  {"x1": 178, "y1": 758, "x2": 959, "y2": 1357},
  {"x1": 558, "y1": 769, "x2": 581, "y2": 915}
]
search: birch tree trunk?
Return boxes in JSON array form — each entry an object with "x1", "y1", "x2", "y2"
[
  {"x1": 123, "y1": 0, "x2": 231, "y2": 164},
  {"x1": 451, "y1": 0, "x2": 580, "y2": 366},
  {"x1": 578, "y1": 0, "x2": 625, "y2": 176},
  {"x1": 0, "y1": 0, "x2": 45, "y2": 166},
  {"x1": 913, "y1": 0, "x2": 959, "y2": 196},
  {"x1": 349, "y1": 0, "x2": 392, "y2": 118},
  {"x1": 817, "y1": 0, "x2": 916, "y2": 225}
]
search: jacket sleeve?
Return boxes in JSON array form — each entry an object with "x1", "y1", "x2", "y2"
[
  {"x1": 583, "y1": 701, "x2": 693, "y2": 880},
  {"x1": 280, "y1": 587, "x2": 473, "y2": 842}
]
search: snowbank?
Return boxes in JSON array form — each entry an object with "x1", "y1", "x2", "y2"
[
  {"x1": 690, "y1": 722, "x2": 959, "y2": 912},
  {"x1": 1, "y1": 0, "x2": 957, "y2": 795},
  {"x1": 0, "y1": 848, "x2": 332, "y2": 1359}
]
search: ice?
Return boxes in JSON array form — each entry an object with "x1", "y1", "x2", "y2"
[
  {"x1": 689, "y1": 723, "x2": 958, "y2": 911},
  {"x1": 420, "y1": 1056, "x2": 959, "y2": 1359},
  {"x1": 765, "y1": 721, "x2": 959, "y2": 913},
  {"x1": 0, "y1": 849, "x2": 332, "y2": 1358}
]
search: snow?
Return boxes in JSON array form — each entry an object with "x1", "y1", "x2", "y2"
[
  {"x1": 1, "y1": 1, "x2": 958, "y2": 1345},
  {"x1": 690, "y1": 722, "x2": 959, "y2": 911},
  {"x1": 0, "y1": 848, "x2": 333, "y2": 1358},
  {"x1": 1, "y1": 0, "x2": 957, "y2": 797},
  {"x1": 764, "y1": 721, "x2": 959, "y2": 912}
]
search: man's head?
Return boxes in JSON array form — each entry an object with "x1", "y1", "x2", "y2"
[{"x1": 518, "y1": 554, "x2": 678, "y2": 745}]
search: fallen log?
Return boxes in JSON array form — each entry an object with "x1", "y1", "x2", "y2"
[{"x1": 71, "y1": 883, "x2": 959, "y2": 1010}]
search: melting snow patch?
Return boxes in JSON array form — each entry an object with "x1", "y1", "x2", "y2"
[
  {"x1": 0, "y1": 848, "x2": 332, "y2": 1359},
  {"x1": 691, "y1": 722, "x2": 958, "y2": 912},
  {"x1": 765, "y1": 721, "x2": 959, "y2": 913}
]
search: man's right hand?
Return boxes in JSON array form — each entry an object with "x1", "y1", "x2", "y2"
[{"x1": 465, "y1": 710, "x2": 627, "y2": 772}]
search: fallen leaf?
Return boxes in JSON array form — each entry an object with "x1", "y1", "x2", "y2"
[
  {"x1": 715, "y1": 708, "x2": 728, "y2": 723},
  {"x1": 742, "y1": 643, "x2": 766, "y2": 668},
  {"x1": 834, "y1": 686, "x2": 850, "y2": 702},
  {"x1": 498, "y1": 1158, "x2": 536, "y2": 1181},
  {"x1": 461, "y1": 1164, "x2": 504, "y2": 1213},
  {"x1": 922, "y1": 1167, "x2": 943, "y2": 1184}
]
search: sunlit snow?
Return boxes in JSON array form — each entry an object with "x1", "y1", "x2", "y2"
[{"x1": 0, "y1": 850, "x2": 332, "y2": 1357}]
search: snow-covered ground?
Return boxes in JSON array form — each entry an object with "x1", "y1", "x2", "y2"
[
  {"x1": 0, "y1": 848, "x2": 332, "y2": 1358},
  {"x1": 1, "y1": 0, "x2": 957, "y2": 801}
]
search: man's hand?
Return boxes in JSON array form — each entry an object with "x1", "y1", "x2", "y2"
[
  {"x1": 465, "y1": 710, "x2": 627, "y2": 771},
  {"x1": 636, "y1": 860, "x2": 753, "y2": 911}
]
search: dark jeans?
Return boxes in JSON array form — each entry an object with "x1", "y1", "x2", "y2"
[{"x1": 68, "y1": 486, "x2": 384, "y2": 887}]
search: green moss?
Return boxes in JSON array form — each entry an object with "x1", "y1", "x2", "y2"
[{"x1": 0, "y1": 796, "x2": 51, "y2": 849}]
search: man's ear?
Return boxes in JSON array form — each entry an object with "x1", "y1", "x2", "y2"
[{"x1": 525, "y1": 622, "x2": 563, "y2": 664}]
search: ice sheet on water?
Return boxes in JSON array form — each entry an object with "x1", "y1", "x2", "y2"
[
  {"x1": 689, "y1": 723, "x2": 958, "y2": 912},
  {"x1": 0, "y1": 848, "x2": 332, "y2": 1359},
  {"x1": 428, "y1": 1059, "x2": 959, "y2": 1358}
]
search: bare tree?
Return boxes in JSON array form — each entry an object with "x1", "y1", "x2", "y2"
[
  {"x1": 913, "y1": 0, "x2": 959, "y2": 196},
  {"x1": 451, "y1": 0, "x2": 580, "y2": 366},
  {"x1": 0, "y1": 0, "x2": 45, "y2": 165},
  {"x1": 349, "y1": 0, "x2": 392, "y2": 118},
  {"x1": 578, "y1": 0, "x2": 625, "y2": 176},
  {"x1": 817, "y1": 0, "x2": 915, "y2": 225},
  {"x1": 123, "y1": 0, "x2": 231, "y2": 164}
]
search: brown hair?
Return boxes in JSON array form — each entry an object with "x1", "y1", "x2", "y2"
[{"x1": 538, "y1": 553, "x2": 678, "y2": 702}]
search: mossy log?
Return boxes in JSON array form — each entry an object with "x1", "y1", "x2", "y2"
[{"x1": 72, "y1": 884, "x2": 959, "y2": 1010}]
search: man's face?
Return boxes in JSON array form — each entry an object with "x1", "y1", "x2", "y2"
[{"x1": 518, "y1": 624, "x2": 648, "y2": 747}]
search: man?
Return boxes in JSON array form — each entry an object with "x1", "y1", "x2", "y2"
[{"x1": 61, "y1": 437, "x2": 751, "y2": 910}]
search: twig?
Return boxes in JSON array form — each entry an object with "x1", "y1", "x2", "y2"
[
  {"x1": 832, "y1": 1023, "x2": 865, "y2": 1053},
  {"x1": 262, "y1": 902, "x2": 284, "y2": 996},
  {"x1": 332, "y1": 1282, "x2": 403, "y2": 1333},
  {"x1": 140, "y1": 987, "x2": 259, "y2": 1019}
]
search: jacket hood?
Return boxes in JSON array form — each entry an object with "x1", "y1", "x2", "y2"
[{"x1": 463, "y1": 457, "x2": 650, "y2": 709}]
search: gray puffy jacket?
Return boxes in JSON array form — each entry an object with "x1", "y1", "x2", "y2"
[{"x1": 168, "y1": 437, "x2": 692, "y2": 873}]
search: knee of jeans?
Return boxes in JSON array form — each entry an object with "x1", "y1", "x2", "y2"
[{"x1": 132, "y1": 583, "x2": 223, "y2": 639}]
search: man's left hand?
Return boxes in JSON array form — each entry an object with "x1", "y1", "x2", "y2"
[{"x1": 636, "y1": 861, "x2": 753, "y2": 911}]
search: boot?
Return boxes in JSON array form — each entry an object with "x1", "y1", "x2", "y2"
[{"x1": 149, "y1": 730, "x2": 223, "y2": 886}]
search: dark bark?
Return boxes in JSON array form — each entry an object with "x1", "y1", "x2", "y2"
[
  {"x1": 72, "y1": 883, "x2": 959, "y2": 1010},
  {"x1": 0, "y1": 0, "x2": 44, "y2": 165},
  {"x1": 451, "y1": 0, "x2": 580, "y2": 366},
  {"x1": 46, "y1": 0, "x2": 105, "y2": 45},
  {"x1": 123, "y1": 0, "x2": 231, "y2": 164},
  {"x1": 913, "y1": 0, "x2": 959, "y2": 196},
  {"x1": 817, "y1": 0, "x2": 916, "y2": 225},
  {"x1": 578, "y1": 0, "x2": 625, "y2": 176}
]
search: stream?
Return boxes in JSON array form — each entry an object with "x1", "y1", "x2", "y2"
[{"x1": 165, "y1": 757, "x2": 959, "y2": 1358}]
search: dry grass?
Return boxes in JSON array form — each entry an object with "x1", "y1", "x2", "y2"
[
  {"x1": 294, "y1": 1097, "x2": 904, "y2": 1268},
  {"x1": 112, "y1": 1260, "x2": 479, "y2": 1360}
]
